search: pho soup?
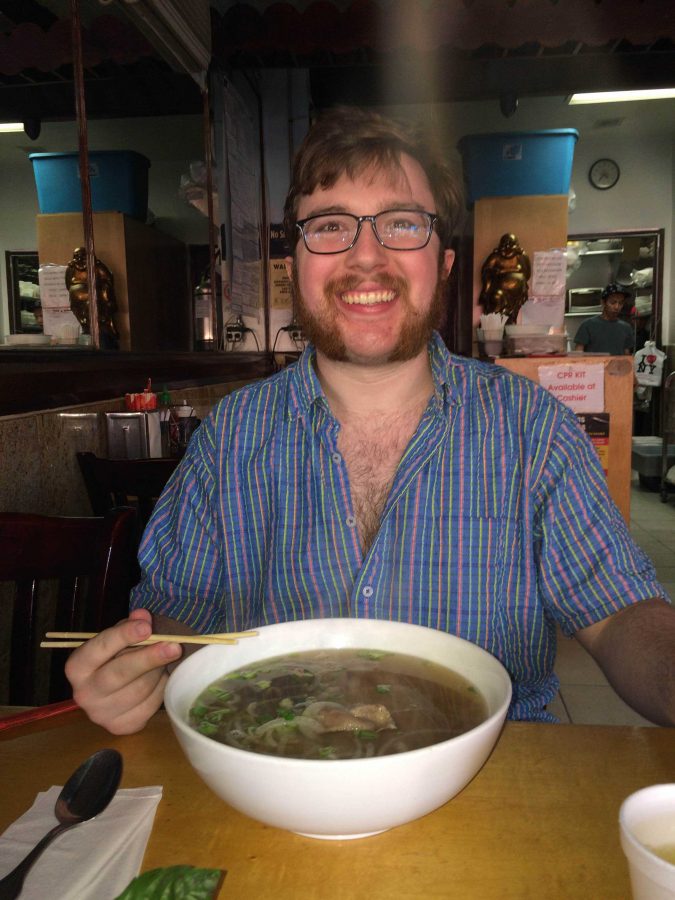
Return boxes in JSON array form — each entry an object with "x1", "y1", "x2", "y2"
[{"x1": 189, "y1": 648, "x2": 488, "y2": 760}]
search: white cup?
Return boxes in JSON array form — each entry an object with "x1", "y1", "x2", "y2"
[
  {"x1": 620, "y1": 784, "x2": 675, "y2": 899},
  {"x1": 482, "y1": 328, "x2": 504, "y2": 341},
  {"x1": 58, "y1": 323, "x2": 80, "y2": 344}
]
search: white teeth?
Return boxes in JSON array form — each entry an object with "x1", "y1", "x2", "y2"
[{"x1": 342, "y1": 290, "x2": 395, "y2": 306}]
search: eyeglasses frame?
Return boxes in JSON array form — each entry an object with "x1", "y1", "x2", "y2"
[{"x1": 294, "y1": 209, "x2": 439, "y2": 255}]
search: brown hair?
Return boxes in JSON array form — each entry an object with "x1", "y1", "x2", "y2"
[{"x1": 283, "y1": 106, "x2": 463, "y2": 254}]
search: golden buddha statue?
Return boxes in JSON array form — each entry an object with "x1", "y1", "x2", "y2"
[
  {"x1": 65, "y1": 247, "x2": 119, "y2": 349},
  {"x1": 479, "y1": 233, "x2": 531, "y2": 323}
]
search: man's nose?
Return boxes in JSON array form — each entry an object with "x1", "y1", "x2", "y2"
[{"x1": 348, "y1": 220, "x2": 388, "y2": 263}]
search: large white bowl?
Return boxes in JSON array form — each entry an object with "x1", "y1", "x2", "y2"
[{"x1": 165, "y1": 618, "x2": 512, "y2": 840}]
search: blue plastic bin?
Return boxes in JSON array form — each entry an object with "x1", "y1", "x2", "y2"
[
  {"x1": 29, "y1": 150, "x2": 150, "y2": 220},
  {"x1": 457, "y1": 129, "x2": 578, "y2": 204}
]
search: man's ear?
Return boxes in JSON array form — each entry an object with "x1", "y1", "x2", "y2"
[
  {"x1": 442, "y1": 249, "x2": 455, "y2": 279},
  {"x1": 284, "y1": 256, "x2": 294, "y2": 280}
]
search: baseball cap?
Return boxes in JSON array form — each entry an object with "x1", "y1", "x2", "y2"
[{"x1": 601, "y1": 282, "x2": 632, "y2": 301}]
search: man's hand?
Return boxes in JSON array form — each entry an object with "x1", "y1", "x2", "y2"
[
  {"x1": 65, "y1": 608, "x2": 185, "y2": 735},
  {"x1": 576, "y1": 597, "x2": 675, "y2": 726}
]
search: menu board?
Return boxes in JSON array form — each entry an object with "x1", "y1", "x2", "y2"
[{"x1": 224, "y1": 82, "x2": 262, "y2": 318}]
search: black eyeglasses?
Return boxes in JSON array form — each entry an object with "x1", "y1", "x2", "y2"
[{"x1": 295, "y1": 209, "x2": 438, "y2": 255}]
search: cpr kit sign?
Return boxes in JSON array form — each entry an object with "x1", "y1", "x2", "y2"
[{"x1": 537, "y1": 363, "x2": 604, "y2": 413}]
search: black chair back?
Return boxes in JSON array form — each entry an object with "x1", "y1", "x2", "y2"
[
  {"x1": 0, "y1": 507, "x2": 137, "y2": 705},
  {"x1": 76, "y1": 451, "x2": 178, "y2": 544}
]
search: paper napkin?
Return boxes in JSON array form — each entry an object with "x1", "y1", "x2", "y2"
[{"x1": 0, "y1": 786, "x2": 162, "y2": 900}]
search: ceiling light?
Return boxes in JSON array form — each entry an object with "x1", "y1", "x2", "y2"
[
  {"x1": 568, "y1": 88, "x2": 675, "y2": 105},
  {"x1": 0, "y1": 122, "x2": 25, "y2": 133}
]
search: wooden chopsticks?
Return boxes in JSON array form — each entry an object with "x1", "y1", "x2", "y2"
[{"x1": 40, "y1": 630, "x2": 258, "y2": 649}]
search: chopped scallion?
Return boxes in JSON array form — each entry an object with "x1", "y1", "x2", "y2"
[
  {"x1": 197, "y1": 721, "x2": 218, "y2": 736},
  {"x1": 205, "y1": 708, "x2": 232, "y2": 723}
]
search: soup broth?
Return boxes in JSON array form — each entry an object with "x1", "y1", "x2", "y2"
[{"x1": 189, "y1": 648, "x2": 488, "y2": 760}]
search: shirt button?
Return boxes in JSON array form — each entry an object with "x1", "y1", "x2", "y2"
[
  {"x1": 331, "y1": 452, "x2": 341, "y2": 464},
  {"x1": 345, "y1": 515, "x2": 356, "y2": 527},
  {"x1": 362, "y1": 586, "x2": 374, "y2": 598}
]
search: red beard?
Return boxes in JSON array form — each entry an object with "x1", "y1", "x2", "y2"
[{"x1": 291, "y1": 265, "x2": 446, "y2": 364}]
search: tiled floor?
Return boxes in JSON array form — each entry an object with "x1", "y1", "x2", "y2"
[{"x1": 548, "y1": 474, "x2": 675, "y2": 725}]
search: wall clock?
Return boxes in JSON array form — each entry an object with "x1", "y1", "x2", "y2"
[{"x1": 589, "y1": 158, "x2": 620, "y2": 190}]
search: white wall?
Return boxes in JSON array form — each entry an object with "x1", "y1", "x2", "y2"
[
  {"x1": 570, "y1": 134, "x2": 672, "y2": 344},
  {"x1": 0, "y1": 145, "x2": 42, "y2": 336}
]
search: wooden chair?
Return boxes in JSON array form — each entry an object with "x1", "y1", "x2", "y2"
[
  {"x1": 0, "y1": 507, "x2": 137, "y2": 705},
  {"x1": 76, "y1": 452, "x2": 178, "y2": 542}
]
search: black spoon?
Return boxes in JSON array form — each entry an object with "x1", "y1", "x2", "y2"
[{"x1": 0, "y1": 749, "x2": 123, "y2": 900}]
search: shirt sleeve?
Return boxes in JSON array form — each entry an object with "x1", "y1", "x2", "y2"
[
  {"x1": 531, "y1": 402, "x2": 667, "y2": 635},
  {"x1": 130, "y1": 408, "x2": 229, "y2": 633}
]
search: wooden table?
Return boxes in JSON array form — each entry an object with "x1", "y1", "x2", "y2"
[{"x1": 2, "y1": 711, "x2": 674, "y2": 899}]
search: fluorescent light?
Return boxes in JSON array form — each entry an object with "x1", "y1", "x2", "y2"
[
  {"x1": 569, "y1": 88, "x2": 675, "y2": 105},
  {"x1": 0, "y1": 122, "x2": 25, "y2": 133}
]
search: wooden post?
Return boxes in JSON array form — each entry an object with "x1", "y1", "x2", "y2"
[{"x1": 70, "y1": 0, "x2": 100, "y2": 349}]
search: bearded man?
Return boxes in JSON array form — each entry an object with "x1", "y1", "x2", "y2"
[{"x1": 66, "y1": 107, "x2": 674, "y2": 735}]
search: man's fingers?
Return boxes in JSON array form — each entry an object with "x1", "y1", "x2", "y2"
[
  {"x1": 66, "y1": 616, "x2": 180, "y2": 684},
  {"x1": 65, "y1": 617, "x2": 149, "y2": 676},
  {"x1": 87, "y1": 668, "x2": 170, "y2": 735},
  {"x1": 85, "y1": 639, "x2": 180, "y2": 693},
  {"x1": 63, "y1": 610, "x2": 188, "y2": 735}
]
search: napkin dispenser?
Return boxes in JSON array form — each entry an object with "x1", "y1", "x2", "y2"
[{"x1": 105, "y1": 411, "x2": 162, "y2": 459}]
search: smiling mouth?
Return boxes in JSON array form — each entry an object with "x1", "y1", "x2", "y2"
[{"x1": 341, "y1": 290, "x2": 396, "y2": 306}]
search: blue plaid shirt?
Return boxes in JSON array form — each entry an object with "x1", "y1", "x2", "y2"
[{"x1": 132, "y1": 333, "x2": 665, "y2": 721}]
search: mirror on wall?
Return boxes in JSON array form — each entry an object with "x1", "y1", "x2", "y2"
[
  {"x1": 5, "y1": 251, "x2": 40, "y2": 337},
  {"x1": 0, "y1": 1, "x2": 206, "y2": 352},
  {"x1": 566, "y1": 230, "x2": 664, "y2": 352},
  {"x1": 1, "y1": 1, "x2": 673, "y2": 358}
]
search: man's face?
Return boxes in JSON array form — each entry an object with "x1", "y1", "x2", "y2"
[
  {"x1": 285, "y1": 154, "x2": 455, "y2": 366},
  {"x1": 603, "y1": 293, "x2": 626, "y2": 320}
]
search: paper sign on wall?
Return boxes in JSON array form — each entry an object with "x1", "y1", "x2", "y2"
[
  {"x1": 38, "y1": 264, "x2": 80, "y2": 337},
  {"x1": 521, "y1": 249, "x2": 567, "y2": 329},
  {"x1": 530, "y1": 249, "x2": 567, "y2": 297},
  {"x1": 577, "y1": 413, "x2": 610, "y2": 474},
  {"x1": 269, "y1": 224, "x2": 292, "y2": 309},
  {"x1": 270, "y1": 260, "x2": 292, "y2": 308},
  {"x1": 537, "y1": 363, "x2": 605, "y2": 413}
]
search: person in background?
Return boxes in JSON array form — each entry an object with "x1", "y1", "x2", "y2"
[
  {"x1": 574, "y1": 282, "x2": 634, "y2": 355},
  {"x1": 66, "y1": 107, "x2": 675, "y2": 735}
]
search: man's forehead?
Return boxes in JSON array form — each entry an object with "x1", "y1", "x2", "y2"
[{"x1": 298, "y1": 155, "x2": 434, "y2": 213}]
